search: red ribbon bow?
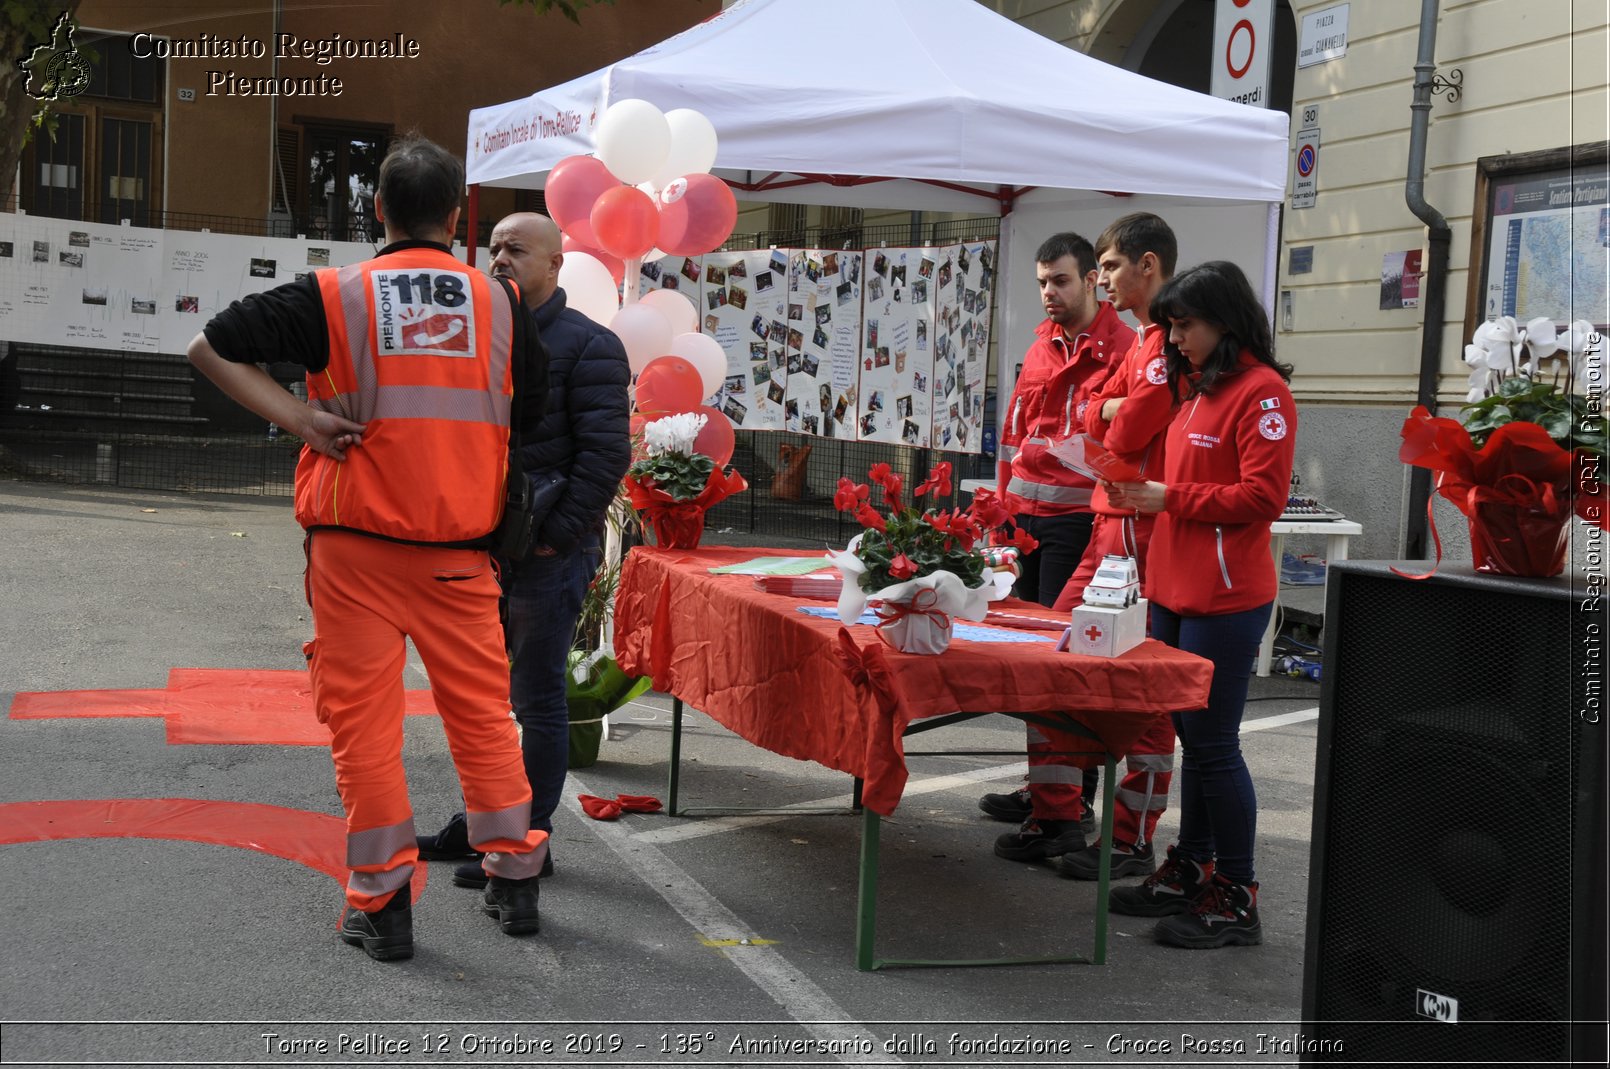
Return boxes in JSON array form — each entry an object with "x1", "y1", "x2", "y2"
[
  {"x1": 833, "y1": 627, "x2": 900, "y2": 714},
  {"x1": 868, "y1": 586, "x2": 951, "y2": 651},
  {"x1": 577, "y1": 793, "x2": 664, "y2": 821}
]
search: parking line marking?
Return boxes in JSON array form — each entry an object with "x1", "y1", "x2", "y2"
[{"x1": 563, "y1": 775, "x2": 900, "y2": 1066}]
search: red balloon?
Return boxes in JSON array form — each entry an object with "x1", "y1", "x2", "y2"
[
  {"x1": 692, "y1": 404, "x2": 735, "y2": 465},
  {"x1": 657, "y1": 173, "x2": 738, "y2": 256},
  {"x1": 561, "y1": 234, "x2": 624, "y2": 284},
  {"x1": 590, "y1": 185, "x2": 660, "y2": 260},
  {"x1": 634, "y1": 355, "x2": 705, "y2": 415},
  {"x1": 545, "y1": 155, "x2": 618, "y2": 247}
]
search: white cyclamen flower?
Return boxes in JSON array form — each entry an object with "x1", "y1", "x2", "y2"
[
  {"x1": 1522, "y1": 317, "x2": 1559, "y2": 362},
  {"x1": 642, "y1": 411, "x2": 708, "y2": 456},
  {"x1": 1474, "y1": 316, "x2": 1521, "y2": 372}
]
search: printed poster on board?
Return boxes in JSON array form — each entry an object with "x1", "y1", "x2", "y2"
[
  {"x1": 930, "y1": 240, "x2": 995, "y2": 453},
  {"x1": 856, "y1": 246, "x2": 935, "y2": 446},
  {"x1": 698, "y1": 249, "x2": 789, "y2": 431},
  {"x1": 784, "y1": 248, "x2": 862, "y2": 439}
]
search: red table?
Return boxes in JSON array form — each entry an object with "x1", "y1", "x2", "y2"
[{"x1": 612, "y1": 544, "x2": 1214, "y2": 968}]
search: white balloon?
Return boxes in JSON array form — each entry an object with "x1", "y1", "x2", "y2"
[
  {"x1": 559, "y1": 251, "x2": 620, "y2": 326},
  {"x1": 610, "y1": 303, "x2": 675, "y2": 375},
  {"x1": 594, "y1": 99, "x2": 671, "y2": 187},
  {"x1": 642, "y1": 247, "x2": 670, "y2": 263},
  {"x1": 668, "y1": 331, "x2": 727, "y2": 400},
  {"x1": 639, "y1": 289, "x2": 698, "y2": 337},
  {"x1": 648, "y1": 108, "x2": 719, "y2": 189}
]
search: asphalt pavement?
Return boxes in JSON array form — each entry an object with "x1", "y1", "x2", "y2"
[{"x1": 0, "y1": 478, "x2": 1331, "y2": 1068}]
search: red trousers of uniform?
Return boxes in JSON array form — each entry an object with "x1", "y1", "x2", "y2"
[
  {"x1": 305, "y1": 530, "x2": 547, "y2": 910},
  {"x1": 1027, "y1": 512, "x2": 1174, "y2": 847}
]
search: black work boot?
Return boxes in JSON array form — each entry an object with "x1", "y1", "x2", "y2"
[
  {"x1": 993, "y1": 817, "x2": 1085, "y2": 862},
  {"x1": 1108, "y1": 844, "x2": 1213, "y2": 916},
  {"x1": 978, "y1": 786, "x2": 1032, "y2": 822},
  {"x1": 338, "y1": 888, "x2": 413, "y2": 961},
  {"x1": 416, "y1": 812, "x2": 479, "y2": 861},
  {"x1": 483, "y1": 875, "x2": 541, "y2": 935},
  {"x1": 1056, "y1": 838, "x2": 1156, "y2": 881},
  {"x1": 1154, "y1": 873, "x2": 1262, "y2": 948}
]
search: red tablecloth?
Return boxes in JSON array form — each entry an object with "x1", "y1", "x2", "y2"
[{"x1": 613, "y1": 545, "x2": 1213, "y2": 816}]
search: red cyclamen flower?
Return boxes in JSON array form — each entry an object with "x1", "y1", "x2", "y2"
[
  {"x1": 854, "y1": 502, "x2": 887, "y2": 532},
  {"x1": 867, "y1": 463, "x2": 903, "y2": 508},
  {"x1": 914, "y1": 461, "x2": 953, "y2": 499},
  {"x1": 834, "y1": 477, "x2": 870, "y2": 512},
  {"x1": 888, "y1": 552, "x2": 918, "y2": 580}
]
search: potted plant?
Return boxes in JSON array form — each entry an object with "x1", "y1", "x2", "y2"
[
  {"x1": 564, "y1": 499, "x2": 652, "y2": 768},
  {"x1": 1400, "y1": 316, "x2": 1605, "y2": 575},
  {"x1": 826, "y1": 460, "x2": 1037, "y2": 653},
  {"x1": 623, "y1": 411, "x2": 747, "y2": 549}
]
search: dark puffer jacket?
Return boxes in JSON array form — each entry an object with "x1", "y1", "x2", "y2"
[{"x1": 519, "y1": 287, "x2": 632, "y2": 553}]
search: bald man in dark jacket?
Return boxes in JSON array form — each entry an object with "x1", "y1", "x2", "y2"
[{"x1": 417, "y1": 213, "x2": 631, "y2": 885}]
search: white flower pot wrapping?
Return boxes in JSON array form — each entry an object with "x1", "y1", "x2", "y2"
[
  {"x1": 870, "y1": 584, "x2": 955, "y2": 654},
  {"x1": 823, "y1": 543, "x2": 1001, "y2": 655}
]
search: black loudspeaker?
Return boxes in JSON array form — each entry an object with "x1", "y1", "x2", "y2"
[{"x1": 1302, "y1": 560, "x2": 1606, "y2": 1065}]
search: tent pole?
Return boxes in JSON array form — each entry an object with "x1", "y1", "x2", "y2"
[
  {"x1": 466, "y1": 184, "x2": 479, "y2": 267},
  {"x1": 1262, "y1": 201, "x2": 1280, "y2": 325}
]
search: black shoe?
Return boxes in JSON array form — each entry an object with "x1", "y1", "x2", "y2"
[
  {"x1": 483, "y1": 875, "x2": 541, "y2": 935},
  {"x1": 416, "y1": 812, "x2": 480, "y2": 861},
  {"x1": 338, "y1": 889, "x2": 413, "y2": 961},
  {"x1": 1154, "y1": 874, "x2": 1262, "y2": 948},
  {"x1": 452, "y1": 851, "x2": 554, "y2": 889},
  {"x1": 978, "y1": 786, "x2": 1032, "y2": 823},
  {"x1": 1109, "y1": 845, "x2": 1213, "y2": 917},
  {"x1": 1079, "y1": 798, "x2": 1097, "y2": 837},
  {"x1": 993, "y1": 818, "x2": 1085, "y2": 862},
  {"x1": 1057, "y1": 838, "x2": 1155, "y2": 881}
]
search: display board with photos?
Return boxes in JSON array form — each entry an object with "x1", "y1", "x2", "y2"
[
  {"x1": 0, "y1": 214, "x2": 373, "y2": 356},
  {"x1": 930, "y1": 240, "x2": 994, "y2": 453},
  {"x1": 630, "y1": 240, "x2": 995, "y2": 451},
  {"x1": 857, "y1": 246, "x2": 937, "y2": 446},
  {"x1": 784, "y1": 248, "x2": 863, "y2": 440},
  {"x1": 698, "y1": 250, "x2": 790, "y2": 430}
]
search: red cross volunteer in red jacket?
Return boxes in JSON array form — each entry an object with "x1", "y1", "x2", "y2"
[{"x1": 1104, "y1": 260, "x2": 1296, "y2": 951}]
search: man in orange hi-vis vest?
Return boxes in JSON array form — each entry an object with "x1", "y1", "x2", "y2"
[{"x1": 188, "y1": 135, "x2": 550, "y2": 962}]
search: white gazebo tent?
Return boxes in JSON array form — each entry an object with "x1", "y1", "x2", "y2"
[{"x1": 465, "y1": 0, "x2": 1290, "y2": 436}]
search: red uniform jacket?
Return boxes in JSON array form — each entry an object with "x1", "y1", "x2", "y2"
[
  {"x1": 1145, "y1": 354, "x2": 1296, "y2": 616},
  {"x1": 999, "y1": 302, "x2": 1135, "y2": 516},
  {"x1": 1083, "y1": 324, "x2": 1174, "y2": 516}
]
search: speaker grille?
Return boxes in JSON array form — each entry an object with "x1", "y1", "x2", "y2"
[{"x1": 1304, "y1": 565, "x2": 1580, "y2": 1063}]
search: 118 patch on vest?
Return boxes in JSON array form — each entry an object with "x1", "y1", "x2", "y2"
[{"x1": 370, "y1": 269, "x2": 477, "y2": 357}]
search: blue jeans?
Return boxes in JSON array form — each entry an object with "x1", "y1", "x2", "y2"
[
  {"x1": 504, "y1": 537, "x2": 602, "y2": 833},
  {"x1": 1150, "y1": 600, "x2": 1272, "y2": 884}
]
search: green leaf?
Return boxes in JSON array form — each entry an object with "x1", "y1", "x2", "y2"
[{"x1": 1464, "y1": 404, "x2": 1512, "y2": 434}]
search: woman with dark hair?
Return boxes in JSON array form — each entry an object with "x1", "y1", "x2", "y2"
[{"x1": 1103, "y1": 260, "x2": 1295, "y2": 949}]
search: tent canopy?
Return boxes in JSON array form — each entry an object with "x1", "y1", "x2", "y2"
[{"x1": 466, "y1": 0, "x2": 1290, "y2": 210}]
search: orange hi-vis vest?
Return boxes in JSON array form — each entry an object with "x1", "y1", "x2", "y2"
[{"x1": 296, "y1": 245, "x2": 517, "y2": 545}]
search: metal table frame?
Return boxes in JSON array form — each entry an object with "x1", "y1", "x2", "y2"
[{"x1": 665, "y1": 697, "x2": 1122, "y2": 971}]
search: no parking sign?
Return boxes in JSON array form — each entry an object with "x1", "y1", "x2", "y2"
[{"x1": 1292, "y1": 127, "x2": 1320, "y2": 209}]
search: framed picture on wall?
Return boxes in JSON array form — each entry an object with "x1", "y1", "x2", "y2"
[{"x1": 1465, "y1": 140, "x2": 1609, "y2": 342}]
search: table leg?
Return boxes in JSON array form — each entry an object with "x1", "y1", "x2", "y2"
[
  {"x1": 855, "y1": 806, "x2": 881, "y2": 972},
  {"x1": 667, "y1": 696, "x2": 684, "y2": 817},
  {"x1": 1096, "y1": 752, "x2": 1117, "y2": 965},
  {"x1": 1256, "y1": 533, "x2": 1285, "y2": 676}
]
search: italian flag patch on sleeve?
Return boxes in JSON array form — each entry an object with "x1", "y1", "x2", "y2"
[{"x1": 1259, "y1": 397, "x2": 1280, "y2": 410}]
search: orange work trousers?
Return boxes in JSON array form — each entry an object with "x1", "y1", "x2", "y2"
[{"x1": 305, "y1": 530, "x2": 546, "y2": 911}]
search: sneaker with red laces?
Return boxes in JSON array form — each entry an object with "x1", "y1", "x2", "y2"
[
  {"x1": 1153, "y1": 873, "x2": 1262, "y2": 948},
  {"x1": 993, "y1": 817, "x2": 1085, "y2": 862},
  {"x1": 1108, "y1": 844, "x2": 1213, "y2": 916}
]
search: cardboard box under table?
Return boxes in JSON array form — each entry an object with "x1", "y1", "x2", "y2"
[{"x1": 613, "y1": 545, "x2": 1212, "y2": 970}]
